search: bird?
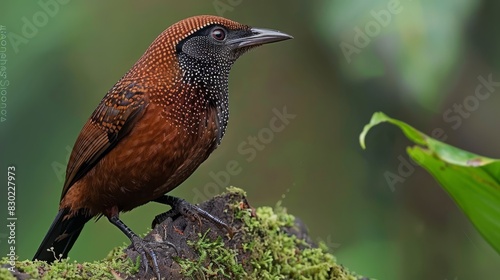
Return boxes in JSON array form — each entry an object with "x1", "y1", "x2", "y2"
[{"x1": 33, "y1": 15, "x2": 292, "y2": 278}]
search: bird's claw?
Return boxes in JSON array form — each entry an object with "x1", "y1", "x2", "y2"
[
  {"x1": 184, "y1": 204, "x2": 234, "y2": 238},
  {"x1": 152, "y1": 234, "x2": 180, "y2": 256},
  {"x1": 153, "y1": 196, "x2": 234, "y2": 238},
  {"x1": 131, "y1": 235, "x2": 161, "y2": 280}
]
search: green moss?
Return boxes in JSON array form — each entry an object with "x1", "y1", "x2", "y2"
[
  {"x1": 176, "y1": 187, "x2": 362, "y2": 280},
  {"x1": 242, "y1": 204, "x2": 358, "y2": 279},
  {"x1": 0, "y1": 244, "x2": 135, "y2": 279},
  {"x1": 177, "y1": 230, "x2": 246, "y2": 279},
  {"x1": 226, "y1": 186, "x2": 247, "y2": 197},
  {"x1": 0, "y1": 267, "x2": 16, "y2": 280}
]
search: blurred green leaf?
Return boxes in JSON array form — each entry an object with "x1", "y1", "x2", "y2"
[
  {"x1": 319, "y1": 0, "x2": 480, "y2": 109},
  {"x1": 360, "y1": 112, "x2": 500, "y2": 254}
]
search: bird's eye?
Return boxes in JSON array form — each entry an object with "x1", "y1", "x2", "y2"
[{"x1": 211, "y1": 28, "x2": 226, "y2": 41}]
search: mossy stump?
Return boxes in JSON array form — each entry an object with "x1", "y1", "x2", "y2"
[{"x1": 1, "y1": 187, "x2": 366, "y2": 279}]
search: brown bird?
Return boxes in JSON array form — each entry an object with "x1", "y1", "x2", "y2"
[{"x1": 33, "y1": 15, "x2": 292, "y2": 277}]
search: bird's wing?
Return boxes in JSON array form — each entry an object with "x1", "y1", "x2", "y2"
[{"x1": 61, "y1": 84, "x2": 148, "y2": 200}]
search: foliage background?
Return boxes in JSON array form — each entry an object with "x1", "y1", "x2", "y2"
[{"x1": 1, "y1": 1, "x2": 499, "y2": 279}]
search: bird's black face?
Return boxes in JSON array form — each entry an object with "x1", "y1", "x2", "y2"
[{"x1": 177, "y1": 24, "x2": 292, "y2": 63}]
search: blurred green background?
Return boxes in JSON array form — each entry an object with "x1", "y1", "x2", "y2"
[{"x1": 1, "y1": 0, "x2": 499, "y2": 279}]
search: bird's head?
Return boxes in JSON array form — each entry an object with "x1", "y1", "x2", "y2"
[
  {"x1": 173, "y1": 15, "x2": 293, "y2": 63},
  {"x1": 131, "y1": 15, "x2": 292, "y2": 81}
]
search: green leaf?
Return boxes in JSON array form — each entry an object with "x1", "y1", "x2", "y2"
[{"x1": 360, "y1": 112, "x2": 500, "y2": 254}]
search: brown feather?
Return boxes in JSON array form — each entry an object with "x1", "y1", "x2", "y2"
[{"x1": 62, "y1": 82, "x2": 147, "y2": 200}]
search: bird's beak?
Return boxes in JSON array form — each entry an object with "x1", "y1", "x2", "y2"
[{"x1": 228, "y1": 28, "x2": 293, "y2": 49}]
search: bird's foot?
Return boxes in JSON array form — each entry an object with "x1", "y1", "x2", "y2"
[
  {"x1": 153, "y1": 196, "x2": 233, "y2": 237},
  {"x1": 131, "y1": 235, "x2": 163, "y2": 279},
  {"x1": 131, "y1": 234, "x2": 179, "y2": 280},
  {"x1": 150, "y1": 230, "x2": 180, "y2": 256}
]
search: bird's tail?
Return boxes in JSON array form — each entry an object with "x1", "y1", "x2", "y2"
[{"x1": 33, "y1": 208, "x2": 91, "y2": 262}]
